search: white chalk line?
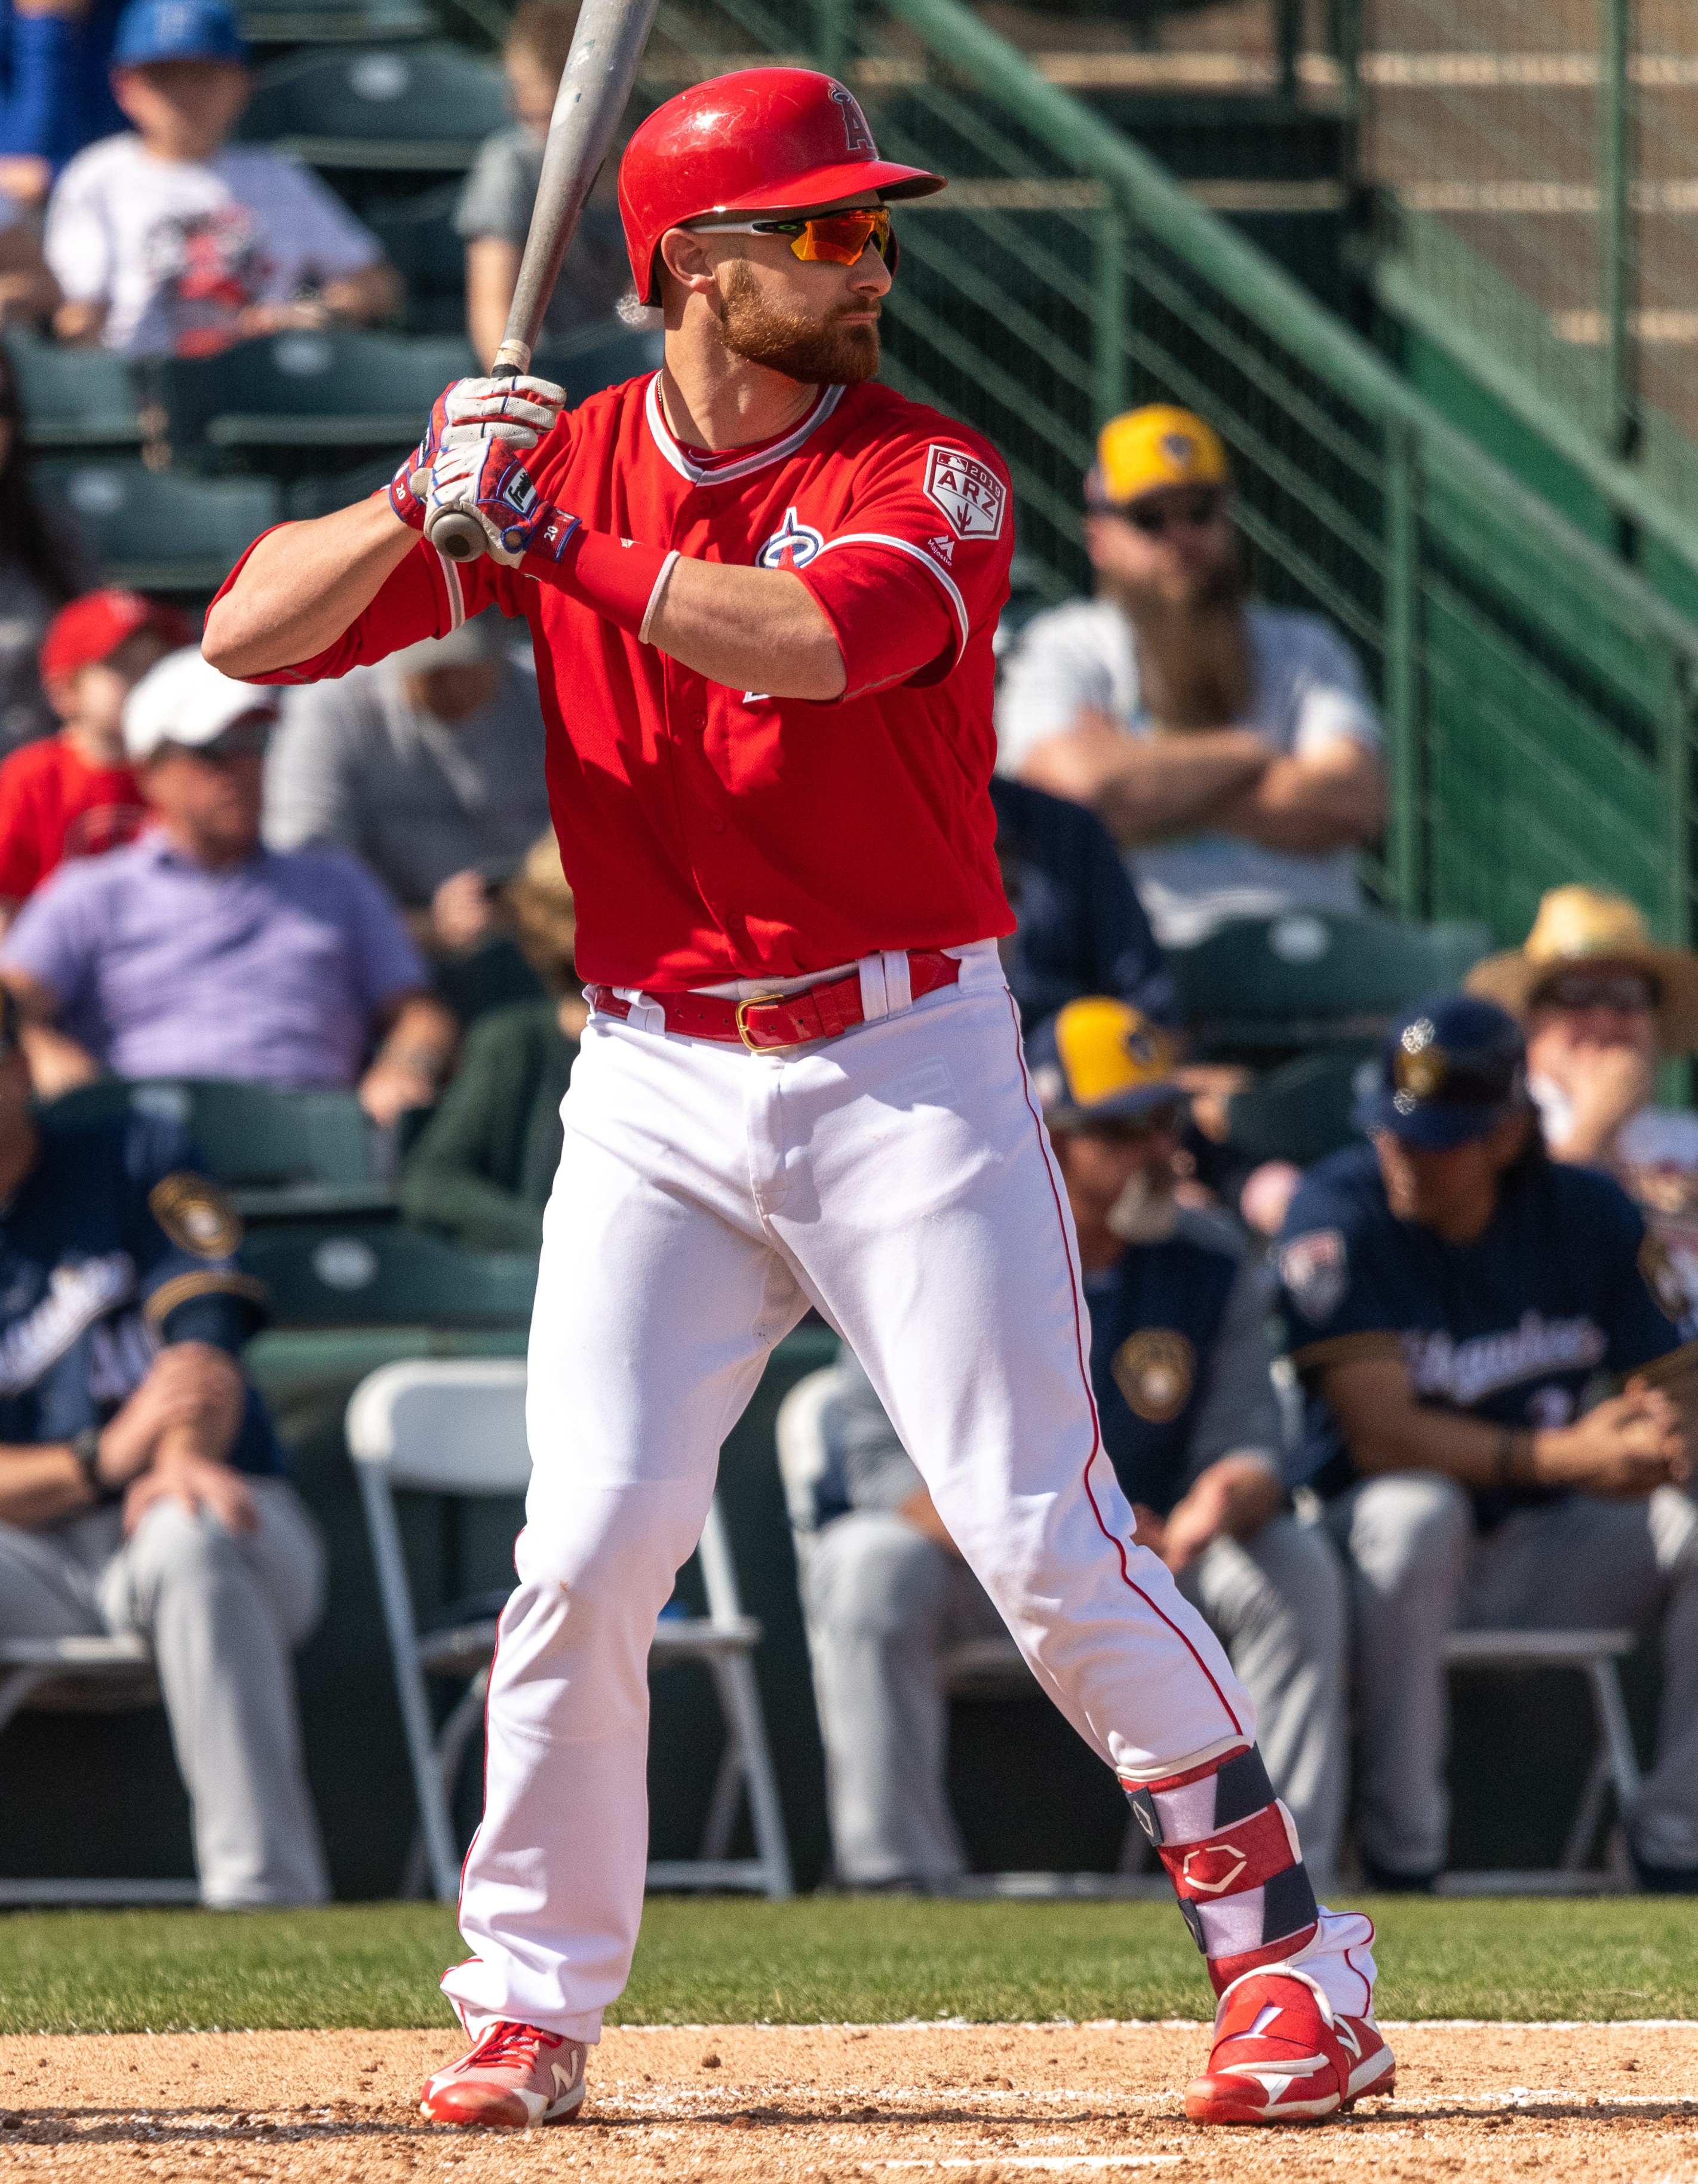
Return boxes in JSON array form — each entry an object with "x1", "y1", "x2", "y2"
[{"x1": 602, "y1": 2018, "x2": 1698, "y2": 2033}]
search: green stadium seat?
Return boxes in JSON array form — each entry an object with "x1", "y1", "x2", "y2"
[
  {"x1": 239, "y1": 0, "x2": 429, "y2": 47},
  {"x1": 532, "y1": 321, "x2": 665, "y2": 406},
  {"x1": 1166, "y1": 910, "x2": 1493, "y2": 1057},
  {"x1": 37, "y1": 461, "x2": 278, "y2": 594},
  {"x1": 154, "y1": 330, "x2": 475, "y2": 462},
  {"x1": 5, "y1": 334, "x2": 143, "y2": 450},
  {"x1": 39, "y1": 1078, "x2": 394, "y2": 1220},
  {"x1": 238, "y1": 44, "x2": 508, "y2": 172},
  {"x1": 1220, "y1": 1045, "x2": 1372, "y2": 1167},
  {"x1": 363, "y1": 184, "x2": 466, "y2": 334},
  {"x1": 285, "y1": 458, "x2": 394, "y2": 520},
  {"x1": 244, "y1": 1222, "x2": 537, "y2": 1326}
]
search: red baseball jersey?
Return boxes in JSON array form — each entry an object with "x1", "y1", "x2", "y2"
[
  {"x1": 221, "y1": 374, "x2": 1016, "y2": 990},
  {"x1": 0, "y1": 735, "x2": 147, "y2": 900}
]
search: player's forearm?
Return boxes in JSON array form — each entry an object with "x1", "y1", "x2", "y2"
[
  {"x1": 644, "y1": 559, "x2": 846, "y2": 701},
  {"x1": 1208, "y1": 749, "x2": 1385, "y2": 853},
  {"x1": 0, "y1": 1441, "x2": 96, "y2": 1527},
  {"x1": 324, "y1": 260, "x2": 402, "y2": 327},
  {"x1": 1024, "y1": 723, "x2": 1268, "y2": 843},
  {"x1": 202, "y1": 498, "x2": 417, "y2": 680}
]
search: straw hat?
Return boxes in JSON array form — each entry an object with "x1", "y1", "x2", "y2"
[{"x1": 1464, "y1": 885, "x2": 1698, "y2": 1055}]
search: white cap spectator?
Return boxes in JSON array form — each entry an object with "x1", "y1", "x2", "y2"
[{"x1": 122, "y1": 646, "x2": 278, "y2": 762}]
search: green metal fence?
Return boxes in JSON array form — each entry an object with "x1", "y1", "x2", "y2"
[
  {"x1": 646, "y1": 0, "x2": 1698, "y2": 950},
  {"x1": 1355, "y1": 0, "x2": 1698, "y2": 581}
]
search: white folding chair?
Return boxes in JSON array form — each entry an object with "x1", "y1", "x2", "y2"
[
  {"x1": 1438, "y1": 1627, "x2": 1642, "y2": 1892},
  {"x1": 346, "y1": 1358, "x2": 792, "y2": 1903},
  {"x1": 776, "y1": 1366, "x2": 1156, "y2": 1895},
  {"x1": 0, "y1": 1636, "x2": 199, "y2": 1905}
]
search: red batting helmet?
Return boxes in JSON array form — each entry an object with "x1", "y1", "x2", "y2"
[{"x1": 618, "y1": 67, "x2": 945, "y2": 305}]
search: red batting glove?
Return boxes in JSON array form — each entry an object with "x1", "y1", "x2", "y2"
[
  {"x1": 389, "y1": 372, "x2": 567, "y2": 533},
  {"x1": 423, "y1": 434, "x2": 582, "y2": 568}
]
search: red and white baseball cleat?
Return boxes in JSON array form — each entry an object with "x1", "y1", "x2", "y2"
[
  {"x1": 419, "y1": 2020, "x2": 588, "y2": 2128},
  {"x1": 1184, "y1": 1965, "x2": 1395, "y2": 2125}
]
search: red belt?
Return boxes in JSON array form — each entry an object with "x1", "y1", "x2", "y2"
[{"x1": 585, "y1": 950, "x2": 962, "y2": 1052}]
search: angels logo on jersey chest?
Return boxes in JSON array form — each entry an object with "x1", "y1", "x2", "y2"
[{"x1": 756, "y1": 507, "x2": 825, "y2": 571}]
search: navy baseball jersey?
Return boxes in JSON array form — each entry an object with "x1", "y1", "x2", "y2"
[
  {"x1": 0, "y1": 1109, "x2": 284, "y2": 1471},
  {"x1": 1277, "y1": 1142, "x2": 1695, "y2": 1513},
  {"x1": 1086, "y1": 1207, "x2": 1281, "y2": 1519},
  {"x1": 987, "y1": 775, "x2": 1176, "y2": 1036}
]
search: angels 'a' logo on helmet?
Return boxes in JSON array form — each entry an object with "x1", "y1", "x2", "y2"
[
  {"x1": 828, "y1": 80, "x2": 876, "y2": 153},
  {"x1": 756, "y1": 507, "x2": 825, "y2": 570}
]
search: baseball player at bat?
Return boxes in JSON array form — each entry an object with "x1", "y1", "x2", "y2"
[{"x1": 203, "y1": 68, "x2": 1391, "y2": 2130}]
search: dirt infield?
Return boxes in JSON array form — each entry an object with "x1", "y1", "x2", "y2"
[{"x1": 1, "y1": 2022, "x2": 1695, "y2": 2180}]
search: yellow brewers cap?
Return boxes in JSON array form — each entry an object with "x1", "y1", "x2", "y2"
[
  {"x1": 1028, "y1": 999, "x2": 1185, "y2": 1125},
  {"x1": 1088, "y1": 405, "x2": 1230, "y2": 508}
]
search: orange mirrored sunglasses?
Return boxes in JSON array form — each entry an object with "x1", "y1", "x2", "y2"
[{"x1": 689, "y1": 207, "x2": 896, "y2": 269}]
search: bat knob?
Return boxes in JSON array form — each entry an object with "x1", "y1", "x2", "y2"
[{"x1": 426, "y1": 510, "x2": 489, "y2": 563}]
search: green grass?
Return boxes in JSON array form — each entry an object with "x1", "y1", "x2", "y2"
[{"x1": 1, "y1": 1895, "x2": 1694, "y2": 2033}]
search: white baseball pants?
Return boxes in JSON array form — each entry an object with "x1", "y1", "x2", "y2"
[{"x1": 443, "y1": 947, "x2": 1375, "y2": 2039}]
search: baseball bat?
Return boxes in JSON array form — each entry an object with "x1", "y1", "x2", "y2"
[{"x1": 426, "y1": 0, "x2": 661, "y2": 563}]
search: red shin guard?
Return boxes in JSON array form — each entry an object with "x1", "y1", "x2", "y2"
[{"x1": 1126, "y1": 1745, "x2": 1319, "y2": 1995}]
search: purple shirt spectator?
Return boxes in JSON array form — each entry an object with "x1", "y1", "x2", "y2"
[{"x1": 1, "y1": 827, "x2": 427, "y2": 1085}]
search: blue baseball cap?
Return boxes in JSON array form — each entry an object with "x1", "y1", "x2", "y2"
[
  {"x1": 1352, "y1": 993, "x2": 1528, "y2": 1151},
  {"x1": 113, "y1": 0, "x2": 248, "y2": 69}
]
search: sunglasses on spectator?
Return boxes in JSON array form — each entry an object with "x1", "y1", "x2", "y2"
[
  {"x1": 1117, "y1": 489, "x2": 1227, "y2": 536},
  {"x1": 1536, "y1": 972, "x2": 1657, "y2": 1013},
  {"x1": 1077, "y1": 1105, "x2": 1184, "y2": 1143},
  {"x1": 163, "y1": 717, "x2": 274, "y2": 764},
  {"x1": 687, "y1": 207, "x2": 895, "y2": 269}
]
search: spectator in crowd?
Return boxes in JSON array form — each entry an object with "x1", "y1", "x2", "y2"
[
  {"x1": 456, "y1": 0, "x2": 632, "y2": 369},
  {"x1": 0, "y1": 189, "x2": 57, "y2": 321},
  {"x1": 0, "y1": 585, "x2": 183, "y2": 921},
  {"x1": 989, "y1": 772, "x2": 1175, "y2": 1033},
  {"x1": 0, "y1": 0, "x2": 125, "y2": 193},
  {"x1": 263, "y1": 609, "x2": 550, "y2": 966},
  {"x1": 1277, "y1": 992, "x2": 1698, "y2": 1890},
  {"x1": 1467, "y1": 885, "x2": 1698, "y2": 1312},
  {"x1": 0, "y1": 984, "x2": 327, "y2": 1903},
  {"x1": 44, "y1": 0, "x2": 400, "y2": 358},
  {"x1": 996, "y1": 406, "x2": 1385, "y2": 948},
  {"x1": 401, "y1": 831, "x2": 584, "y2": 1251},
  {"x1": 804, "y1": 998, "x2": 1346, "y2": 1892},
  {"x1": 0, "y1": 342, "x2": 88, "y2": 750},
  {"x1": 0, "y1": 646, "x2": 457, "y2": 1115}
]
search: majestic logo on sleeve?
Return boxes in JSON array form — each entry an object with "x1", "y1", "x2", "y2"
[
  {"x1": 829, "y1": 81, "x2": 876, "y2": 152},
  {"x1": 756, "y1": 508, "x2": 825, "y2": 570},
  {"x1": 924, "y1": 446, "x2": 1007, "y2": 541}
]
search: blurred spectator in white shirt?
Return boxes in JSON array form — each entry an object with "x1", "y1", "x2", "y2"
[
  {"x1": 996, "y1": 405, "x2": 1384, "y2": 948},
  {"x1": 45, "y1": 0, "x2": 398, "y2": 357}
]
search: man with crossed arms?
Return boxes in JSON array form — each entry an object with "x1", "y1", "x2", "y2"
[{"x1": 204, "y1": 65, "x2": 1388, "y2": 2131}]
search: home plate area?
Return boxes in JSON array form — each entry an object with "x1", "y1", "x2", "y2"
[{"x1": 2, "y1": 2023, "x2": 1696, "y2": 2181}]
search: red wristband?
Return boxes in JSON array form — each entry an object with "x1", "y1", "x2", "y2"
[{"x1": 524, "y1": 529, "x2": 673, "y2": 637}]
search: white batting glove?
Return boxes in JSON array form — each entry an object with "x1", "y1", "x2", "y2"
[
  {"x1": 389, "y1": 373, "x2": 567, "y2": 531},
  {"x1": 439, "y1": 373, "x2": 567, "y2": 452}
]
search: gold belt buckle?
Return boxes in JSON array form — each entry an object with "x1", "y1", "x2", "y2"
[{"x1": 735, "y1": 992, "x2": 787, "y2": 1051}]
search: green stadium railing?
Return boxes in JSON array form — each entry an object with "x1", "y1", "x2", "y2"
[
  {"x1": 1349, "y1": 0, "x2": 1698, "y2": 593},
  {"x1": 642, "y1": 0, "x2": 1698, "y2": 952}
]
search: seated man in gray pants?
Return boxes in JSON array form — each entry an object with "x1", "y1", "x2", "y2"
[
  {"x1": 1277, "y1": 993, "x2": 1698, "y2": 1889},
  {"x1": 803, "y1": 998, "x2": 1347, "y2": 1889},
  {"x1": 0, "y1": 995, "x2": 328, "y2": 1905}
]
